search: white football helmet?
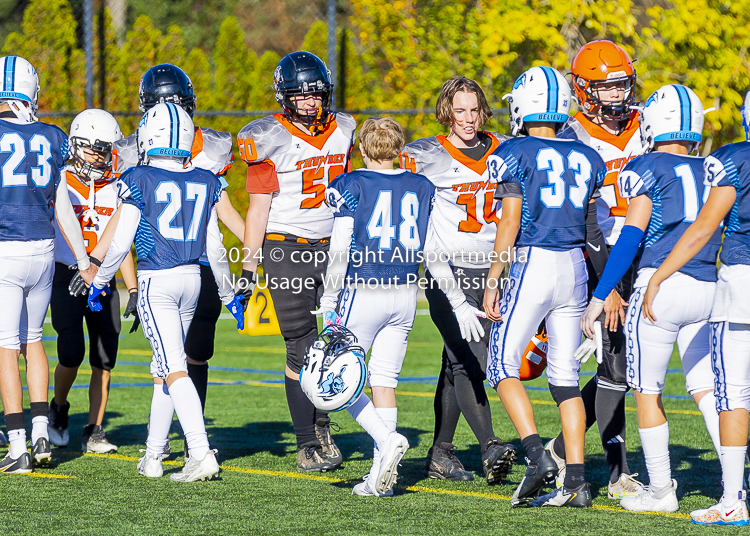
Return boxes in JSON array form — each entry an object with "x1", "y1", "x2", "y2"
[
  {"x1": 640, "y1": 84, "x2": 704, "y2": 152},
  {"x1": 69, "y1": 109, "x2": 123, "y2": 185},
  {"x1": 504, "y1": 66, "x2": 571, "y2": 136},
  {"x1": 137, "y1": 102, "x2": 194, "y2": 165},
  {"x1": 299, "y1": 326, "x2": 367, "y2": 413},
  {"x1": 0, "y1": 56, "x2": 39, "y2": 109},
  {"x1": 742, "y1": 90, "x2": 750, "y2": 141}
]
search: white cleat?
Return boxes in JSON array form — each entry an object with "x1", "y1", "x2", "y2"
[
  {"x1": 353, "y1": 478, "x2": 394, "y2": 497},
  {"x1": 170, "y1": 449, "x2": 220, "y2": 482},
  {"x1": 375, "y1": 432, "x2": 409, "y2": 495},
  {"x1": 137, "y1": 453, "x2": 163, "y2": 478},
  {"x1": 620, "y1": 479, "x2": 678, "y2": 513},
  {"x1": 608, "y1": 473, "x2": 644, "y2": 499},
  {"x1": 691, "y1": 492, "x2": 749, "y2": 526},
  {"x1": 545, "y1": 438, "x2": 566, "y2": 489}
]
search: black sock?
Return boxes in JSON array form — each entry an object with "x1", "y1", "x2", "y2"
[
  {"x1": 187, "y1": 363, "x2": 209, "y2": 413},
  {"x1": 553, "y1": 375, "x2": 598, "y2": 457},
  {"x1": 521, "y1": 434, "x2": 544, "y2": 464},
  {"x1": 595, "y1": 382, "x2": 630, "y2": 483},
  {"x1": 453, "y1": 371, "x2": 494, "y2": 452},
  {"x1": 5, "y1": 412, "x2": 24, "y2": 432},
  {"x1": 30, "y1": 401, "x2": 48, "y2": 420},
  {"x1": 285, "y1": 376, "x2": 318, "y2": 449},
  {"x1": 564, "y1": 463, "x2": 585, "y2": 489},
  {"x1": 433, "y1": 353, "x2": 461, "y2": 446}
]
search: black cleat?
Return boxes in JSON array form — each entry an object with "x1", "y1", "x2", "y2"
[
  {"x1": 530, "y1": 483, "x2": 593, "y2": 507},
  {"x1": 482, "y1": 437, "x2": 517, "y2": 485},
  {"x1": 315, "y1": 417, "x2": 343, "y2": 468},
  {"x1": 424, "y1": 442, "x2": 474, "y2": 481},
  {"x1": 31, "y1": 437, "x2": 51, "y2": 466},
  {"x1": 511, "y1": 450, "x2": 559, "y2": 507},
  {"x1": 0, "y1": 451, "x2": 32, "y2": 473}
]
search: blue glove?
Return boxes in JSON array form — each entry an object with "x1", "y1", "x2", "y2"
[
  {"x1": 323, "y1": 309, "x2": 342, "y2": 328},
  {"x1": 226, "y1": 295, "x2": 245, "y2": 331},
  {"x1": 88, "y1": 284, "x2": 106, "y2": 311}
]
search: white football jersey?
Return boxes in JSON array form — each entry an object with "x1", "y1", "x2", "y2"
[
  {"x1": 54, "y1": 167, "x2": 120, "y2": 266},
  {"x1": 400, "y1": 133, "x2": 508, "y2": 268},
  {"x1": 238, "y1": 113, "x2": 356, "y2": 239},
  {"x1": 561, "y1": 112, "x2": 646, "y2": 244},
  {"x1": 112, "y1": 126, "x2": 233, "y2": 177}
]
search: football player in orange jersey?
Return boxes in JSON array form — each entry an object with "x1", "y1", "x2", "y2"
[
  {"x1": 239, "y1": 52, "x2": 356, "y2": 472},
  {"x1": 546, "y1": 41, "x2": 647, "y2": 499}
]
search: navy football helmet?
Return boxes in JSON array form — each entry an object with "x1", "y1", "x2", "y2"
[
  {"x1": 139, "y1": 64, "x2": 197, "y2": 117},
  {"x1": 273, "y1": 51, "x2": 333, "y2": 132}
]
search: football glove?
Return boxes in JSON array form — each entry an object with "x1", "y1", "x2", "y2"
[
  {"x1": 88, "y1": 284, "x2": 106, "y2": 312},
  {"x1": 236, "y1": 269, "x2": 257, "y2": 310},
  {"x1": 68, "y1": 256, "x2": 102, "y2": 297},
  {"x1": 311, "y1": 307, "x2": 342, "y2": 329},
  {"x1": 225, "y1": 295, "x2": 245, "y2": 331},
  {"x1": 574, "y1": 321, "x2": 603, "y2": 364},
  {"x1": 124, "y1": 290, "x2": 140, "y2": 333},
  {"x1": 453, "y1": 301, "x2": 486, "y2": 343}
]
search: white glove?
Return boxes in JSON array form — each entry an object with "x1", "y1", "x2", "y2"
[
  {"x1": 574, "y1": 321, "x2": 603, "y2": 364},
  {"x1": 453, "y1": 301, "x2": 486, "y2": 343}
]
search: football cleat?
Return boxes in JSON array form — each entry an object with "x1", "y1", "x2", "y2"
[
  {"x1": 0, "y1": 451, "x2": 32, "y2": 474},
  {"x1": 424, "y1": 442, "x2": 474, "y2": 481},
  {"x1": 297, "y1": 444, "x2": 336, "y2": 473},
  {"x1": 482, "y1": 437, "x2": 517, "y2": 485},
  {"x1": 31, "y1": 437, "x2": 51, "y2": 466},
  {"x1": 137, "y1": 452, "x2": 163, "y2": 478},
  {"x1": 608, "y1": 472, "x2": 644, "y2": 499},
  {"x1": 620, "y1": 479, "x2": 679, "y2": 513},
  {"x1": 170, "y1": 449, "x2": 220, "y2": 482},
  {"x1": 545, "y1": 438, "x2": 566, "y2": 489},
  {"x1": 315, "y1": 417, "x2": 343, "y2": 468},
  {"x1": 48, "y1": 400, "x2": 70, "y2": 448},
  {"x1": 0, "y1": 430, "x2": 6, "y2": 448},
  {"x1": 691, "y1": 492, "x2": 749, "y2": 526},
  {"x1": 530, "y1": 483, "x2": 593, "y2": 508},
  {"x1": 353, "y1": 478, "x2": 394, "y2": 497},
  {"x1": 375, "y1": 432, "x2": 409, "y2": 495},
  {"x1": 81, "y1": 424, "x2": 118, "y2": 454},
  {"x1": 511, "y1": 451, "x2": 559, "y2": 507}
]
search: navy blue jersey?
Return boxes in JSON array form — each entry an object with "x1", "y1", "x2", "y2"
[
  {"x1": 118, "y1": 166, "x2": 223, "y2": 271},
  {"x1": 619, "y1": 152, "x2": 721, "y2": 281},
  {"x1": 0, "y1": 119, "x2": 68, "y2": 241},
  {"x1": 487, "y1": 136, "x2": 606, "y2": 250},
  {"x1": 327, "y1": 169, "x2": 435, "y2": 283},
  {"x1": 704, "y1": 141, "x2": 750, "y2": 266}
]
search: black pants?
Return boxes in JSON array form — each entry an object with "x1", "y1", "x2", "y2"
[
  {"x1": 50, "y1": 263, "x2": 120, "y2": 371},
  {"x1": 184, "y1": 264, "x2": 223, "y2": 362}
]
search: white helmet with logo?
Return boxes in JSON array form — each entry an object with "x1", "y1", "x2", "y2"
[
  {"x1": 69, "y1": 109, "x2": 123, "y2": 184},
  {"x1": 504, "y1": 66, "x2": 571, "y2": 136},
  {"x1": 137, "y1": 102, "x2": 194, "y2": 165}
]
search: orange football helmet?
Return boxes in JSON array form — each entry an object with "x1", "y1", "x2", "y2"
[
  {"x1": 571, "y1": 40, "x2": 636, "y2": 121},
  {"x1": 520, "y1": 325, "x2": 548, "y2": 381}
]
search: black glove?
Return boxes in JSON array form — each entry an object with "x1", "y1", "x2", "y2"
[
  {"x1": 236, "y1": 269, "x2": 256, "y2": 311},
  {"x1": 68, "y1": 256, "x2": 102, "y2": 297},
  {"x1": 124, "y1": 290, "x2": 140, "y2": 333}
]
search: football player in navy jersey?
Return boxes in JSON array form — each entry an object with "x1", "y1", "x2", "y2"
[
  {"x1": 483, "y1": 66, "x2": 606, "y2": 507},
  {"x1": 88, "y1": 103, "x2": 244, "y2": 482},
  {"x1": 320, "y1": 117, "x2": 434, "y2": 496},
  {"x1": 639, "y1": 91, "x2": 750, "y2": 526},
  {"x1": 581, "y1": 85, "x2": 722, "y2": 513},
  {"x1": 0, "y1": 56, "x2": 94, "y2": 473}
]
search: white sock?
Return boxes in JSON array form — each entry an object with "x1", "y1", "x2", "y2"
[
  {"x1": 370, "y1": 407, "x2": 398, "y2": 481},
  {"x1": 168, "y1": 377, "x2": 210, "y2": 461},
  {"x1": 639, "y1": 422, "x2": 671, "y2": 489},
  {"x1": 31, "y1": 415, "x2": 49, "y2": 444},
  {"x1": 346, "y1": 394, "x2": 390, "y2": 449},
  {"x1": 721, "y1": 445, "x2": 747, "y2": 508},
  {"x1": 697, "y1": 393, "x2": 722, "y2": 467},
  {"x1": 8, "y1": 428, "x2": 26, "y2": 458},
  {"x1": 146, "y1": 383, "x2": 174, "y2": 459}
]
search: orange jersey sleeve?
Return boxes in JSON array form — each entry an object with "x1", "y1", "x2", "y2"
[{"x1": 246, "y1": 160, "x2": 279, "y2": 194}]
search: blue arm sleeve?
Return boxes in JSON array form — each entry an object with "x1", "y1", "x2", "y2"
[{"x1": 592, "y1": 225, "x2": 645, "y2": 301}]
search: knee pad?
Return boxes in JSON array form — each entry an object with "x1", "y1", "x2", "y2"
[{"x1": 549, "y1": 383, "x2": 582, "y2": 406}]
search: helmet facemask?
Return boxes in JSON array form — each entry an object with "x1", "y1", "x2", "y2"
[
  {"x1": 280, "y1": 88, "x2": 332, "y2": 134},
  {"x1": 70, "y1": 136, "x2": 114, "y2": 185},
  {"x1": 574, "y1": 73, "x2": 637, "y2": 121}
]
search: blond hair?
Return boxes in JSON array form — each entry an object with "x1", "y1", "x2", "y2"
[
  {"x1": 358, "y1": 117, "x2": 405, "y2": 161},
  {"x1": 435, "y1": 77, "x2": 493, "y2": 128}
]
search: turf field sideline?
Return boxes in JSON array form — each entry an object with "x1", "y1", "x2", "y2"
[{"x1": 0, "y1": 311, "x2": 732, "y2": 535}]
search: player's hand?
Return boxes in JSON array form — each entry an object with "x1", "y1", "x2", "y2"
[
  {"x1": 311, "y1": 307, "x2": 342, "y2": 329},
  {"x1": 483, "y1": 284, "x2": 502, "y2": 323},
  {"x1": 225, "y1": 295, "x2": 245, "y2": 331},
  {"x1": 124, "y1": 290, "x2": 138, "y2": 318},
  {"x1": 581, "y1": 297, "x2": 605, "y2": 339},
  {"x1": 87, "y1": 284, "x2": 106, "y2": 312},
  {"x1": 236, "y1": 269, "x2": 256, "y2": 310},
  {"x1": 80, "y1": 256, "x2": 101, "y2": 286},
  {"x1": 642, "y1": 279, "x2": 660, "y2": 323},
  {"x1": 69, "y1": 271, "x2": 88, "y2": 297},
  {"x1": 603, "y1": 290, "x2": 627, "y2": 332},
  {"x1": 453, "y1": 301, "x2": 486, "y2": 343},
  {"x1": 574, "y1": 321, "x2": 603, "y2": 364}
]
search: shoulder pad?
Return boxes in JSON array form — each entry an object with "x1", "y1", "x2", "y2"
[
  {"x1": 334, "y1": 112, "x2": 357, "y2": 141},
  {"x1": 196, "y1": 127, "x2": 233, "y2": 174},
  {"x1": 401, "y1": 137, "x2": 452, "y2": 176},
  {"x1": 557, "y1": 118, "x2": 589, "y2": 143},
  {"x1": 112, "y1": 134, "x2": 139, "y2": 176},
  {"x1": 487, "y1": 132, "x2": 512, "y2": 144},
  {"x1": 237, "y1": 115, "x2": 292, "y2": 163}
]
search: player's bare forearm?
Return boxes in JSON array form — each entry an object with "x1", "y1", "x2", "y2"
[
  {"x1": 243, "y1": 193, "x2": 272, "y2": 272},
  {"x1": 119, "y1": 251, "x2": 137, "y2": 292},
  {"x1": 216, "y1": 190, "x2": 246, "y2": 241},
  {"x1": 91, "y1": 204, "x2": 122, "y2": 261}
]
